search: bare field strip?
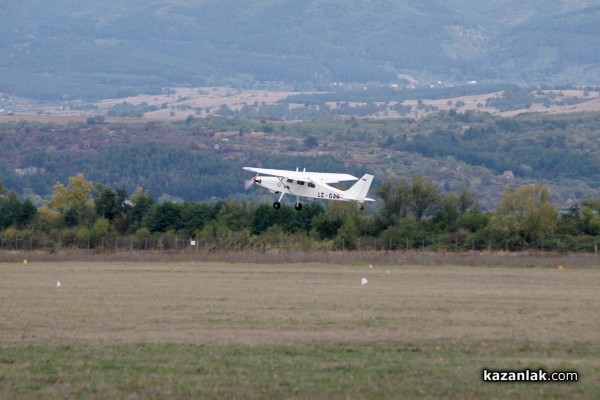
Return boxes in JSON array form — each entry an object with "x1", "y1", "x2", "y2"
[
  {"x1": 1, "y1": 261, "x2": 600, "y2": 345},
  {"x1": 1, "y1": 260, "x2": 599, "y2": 398}
]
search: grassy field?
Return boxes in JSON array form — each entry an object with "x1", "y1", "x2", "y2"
[{"x1": 1, "y1": 259, "x2": 599, "y2": 398}]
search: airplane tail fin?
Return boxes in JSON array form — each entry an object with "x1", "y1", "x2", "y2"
[{"x1": 344, "y1": 174, "x2": 375, "y2": 203}]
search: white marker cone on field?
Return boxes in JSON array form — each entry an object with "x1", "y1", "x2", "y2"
[
  {"x1": 56, "y1": 280, "x2": 61, "y2": 287},
  {"x1": 361, "y1": 278, "x2": 368, "y2": 286}
]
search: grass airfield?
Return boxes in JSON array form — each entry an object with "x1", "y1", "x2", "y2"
[{"x1": 1, "y1": 259, "x2": 599, "y2": 398}]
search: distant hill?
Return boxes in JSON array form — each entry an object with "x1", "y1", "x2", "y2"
[{"x1": 1, "y1": 0, "x2": 599, "y2": 100}]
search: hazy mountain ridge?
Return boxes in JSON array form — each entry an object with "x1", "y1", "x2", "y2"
[{"x1": 1, "y1": 1, "x2": 599, "y2": 100}]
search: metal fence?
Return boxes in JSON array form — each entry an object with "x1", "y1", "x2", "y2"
[{"x1": 1, "y1": 233, "x2": 600, "y2": 254}]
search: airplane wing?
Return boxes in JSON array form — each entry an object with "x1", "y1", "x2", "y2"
[{"x1": 243, "y1": 167, "x2": 358, "y2": 183}]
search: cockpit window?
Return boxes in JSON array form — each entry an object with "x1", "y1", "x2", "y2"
[
  {"x1": 297, "y1": 181, "x2": 305, "y2": 185},
  {"x1": 287, "y1": 179, "x2": 293, "y2": 183},
  {"x1": 308, "y1": 182, "x2": 315, "y2": 188}
]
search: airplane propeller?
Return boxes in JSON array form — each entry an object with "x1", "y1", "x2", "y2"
[
  {"x1": 243, "y1": 178, "x2": 254, "y2": 191},
  {"x1": 244, "y1": 174, "x2": 260, "y2": 190}
]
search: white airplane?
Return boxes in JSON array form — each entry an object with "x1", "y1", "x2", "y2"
[{"x1": 243, "y1": 167, "x2": 375, "y2": 210}]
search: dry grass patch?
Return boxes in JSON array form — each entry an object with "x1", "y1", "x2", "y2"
[
  {"x1": 1, "y1": 261, "x2": 599, "y2": 398},
  {"x1": 1, "y1": 261, "x2": 599, "y2": 345}
]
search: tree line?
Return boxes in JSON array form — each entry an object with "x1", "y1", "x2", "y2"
[{"x1": 2, "y1": 173, "x2": 600, "y2": 253}]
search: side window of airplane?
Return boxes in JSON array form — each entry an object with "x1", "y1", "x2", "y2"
[
  {"x1": 308, "y1": 182, "x2": 315, "y2": 188},
  {"x1": 287, "y1": 179, "x2": 293, "y2": 183},
  {"x1": 297, "y1": 181, "x2": 305, "y2": 185}
]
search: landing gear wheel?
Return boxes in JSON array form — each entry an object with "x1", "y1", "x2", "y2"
[
  {"x1": 273, "y1": 201, "x2": 281, "y2": 209},
  {"x1": 359, "y1": 205, "x2": 365, "y2": 211},
  {"x1": 295, "y1": 202, "x2": 303, "y2": 211}
]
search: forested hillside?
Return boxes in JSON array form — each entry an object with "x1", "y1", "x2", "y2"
[
  {"x1": 1, "y1": 1, "x2": 599, "y2": 99},
  {"x1": 2, "y1": 111, "x2": 600, "y2": 208}
]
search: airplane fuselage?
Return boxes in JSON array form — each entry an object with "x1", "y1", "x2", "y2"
[{"x1": 254, "y1": 176, "x2": 347, "y2": 201}]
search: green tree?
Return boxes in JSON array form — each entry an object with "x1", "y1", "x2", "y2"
[
  {"x1": 146, "y1": 202, "x2": 182, "y2": 233},
  {"x1": 376, "y1": 176, "x2": 440, "y2": 227},
  {"x1": 181, "y1": 202, "x2": 216, "y2": 235},
  {"x1": 488, "y1": 184, "x2": 558, "y2": 245},
  {"x1": 379, "y1": 217, "x2": 421, "y2": 250},
  {"x1": 457, "y1": 185, "x2": 477, "y2": 215},
  {"x1": 432, "y1": 186, "x2": 478, "y2": 232},
  {"x1": 93, "y1": 185, "x2": 131, "y2": 232},
  {"x1": 0, "y1": 192, "x2": 23, "y2": 229},
  {"x1": 335, "y1": 217, "x2": 358, "y2": 250},
  {"x1": 557, "y1": 205, "x2": 584, "y2": 236},
  {"x1": 215, "y1": 200, "x2": 254, "y2": 231},
  {"x1": 47, "y1": 173, "x2": 93, "y2": 215},
  {"x1": 93, "y1": 184, "x2": 119, "y2": 220},
  {"x1": 130, "y1": 187, "x2": 155, "y2": 230},
  {"x1": 311, "y1": 211, "x2": 343, "y2": 240},
  {"x1": 0, "y1": 192, "x2": 37, "y2": 230},
  {"x1": 411, "y1": 175, "x2": 439, "y2": 221},
  {"x1": 432, "y1": 193, "x2": 460, "y2": 231},
  {"x1": 375, "y1": 178, "x2": 411, "y2": 229},
  {"x1": 17, "y1": 198, "x2": 37, "y2": 228},
  {"x1": 90, "y1": 217, "x2": 110, "y2": 243},
  {"x1": 456, "y1": 209, "x2": 489, "y2": 233},
  {"x1": 252, "y1": 204, "x2": 294, "y2": 235}
]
